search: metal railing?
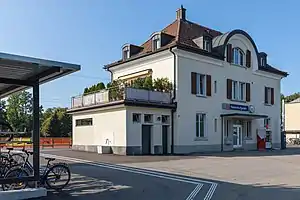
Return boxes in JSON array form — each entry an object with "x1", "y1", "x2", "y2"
[{"x1": 71, "y1": 87, "x2": 172, "y2": 108}]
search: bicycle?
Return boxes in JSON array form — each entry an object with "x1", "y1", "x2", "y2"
[
  {"x1": 0, "y1": 147, "x2": 26, "y2": 178},
  {"x1": 2, "y1": 147, "x2": 71, "y2": 191}
]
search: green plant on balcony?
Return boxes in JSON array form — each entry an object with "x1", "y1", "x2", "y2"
[{"x1": 108, "y1": 79, "x2": 125, "y2": 101}]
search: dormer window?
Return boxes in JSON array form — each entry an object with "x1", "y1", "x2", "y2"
[
  {"x1": 152, "y1": 34, "x2": 161, "y2": 51},
  {"x1": 232, "y1": 48, "x2": 244, "y2": 66},
  {"x1": 203, "y1": 39, "x2": 211, "y2": 52},
  {"x1": 261, "y1": 57, "x2": 266, "y2": 67},
  {"x1": 122, "y1": 46, "x2": 130, "y2": 60}
]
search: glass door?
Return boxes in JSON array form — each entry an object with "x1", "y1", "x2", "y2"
[{"x1": 233, "y1": 124, "x2": 242, "y2": 148}]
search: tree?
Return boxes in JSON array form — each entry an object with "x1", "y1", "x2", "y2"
[
  {"x1": 40, "y1": 107, "x2": 72, "y2": 137},
  {"x1": 284, "y1": 92, "x2": 300, "y2": 103},
  {"x1": 6, "y1": 91, "x2": 33, "y2": 132},
  {"x1": 0, "y1": 100, "x2": 7, "y2": 121},
  {"x1": 96, "y1": 82, "x2": 105, "y2": 91},
  {"x1": 153, "y1": 78, "x2": 173, "y2": 92}
]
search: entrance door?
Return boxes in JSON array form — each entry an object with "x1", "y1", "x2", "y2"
[
  {"x1": 162, "y1": 125, "x2": 169, "y2": 155},
  {"x1": 233, "y1": 124, "x2": 242, "y2": 148},
  {"x1": 142, "y1": 125, "x2": 152, "y2": 155}
]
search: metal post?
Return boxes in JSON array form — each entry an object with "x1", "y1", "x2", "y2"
[{"x1": 32, "y1": 82, "x2": 40, "y2": 185}]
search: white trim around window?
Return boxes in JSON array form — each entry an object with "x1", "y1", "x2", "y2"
[
  {"x1": 196, "y1": 113, "x2": 207, "y2": 138},
  {"x1": 196, "y1": 73, "x2": 206, "y2": 96},
  {"x1": 232, "y1": 81, "x2": 246, "y2": 101}
]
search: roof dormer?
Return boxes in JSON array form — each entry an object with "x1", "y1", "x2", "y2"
[
  {"x1": 259, "y1": 52, "x2": 267, "y2": 67},
  {"x1": 193, "y1": 32, "x2": 213, "y2": 52},
  {"x1": 151, "y1": 33, "x2": 161, "y2": 51},
  {"x1": 122, "y1": 44, "x2": 143, "y2": 60}
]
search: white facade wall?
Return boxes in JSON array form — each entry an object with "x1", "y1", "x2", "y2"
[
  {"x1": 72, "y1": 107, "x2": 127, "y2": 149},
  {"x1": 285, "y1": 103, "x2": 300, "y2": 132},
  {"x1": 110, "y1": 51, "x2": 174, "y2": 82},
  {"x1": 126, "y1": 106, "x2": 172, "y2": 154},
  {"x1": 174, "y1": 34, "x2": 282, "y2": 152}
]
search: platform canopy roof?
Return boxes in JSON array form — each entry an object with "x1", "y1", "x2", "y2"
[{"x1": 0, "y1": 52, "x2": 80, "y2": 98}]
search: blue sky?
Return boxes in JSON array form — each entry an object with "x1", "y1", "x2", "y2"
[{"x1": 0, "y1": 1, "x2": 298, "y2": 108}]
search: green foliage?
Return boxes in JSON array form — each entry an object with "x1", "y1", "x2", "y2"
[
  {"x1": 107, "y1": 79, "x2": 125, "y2": 101},
  {"x1": 40, "y1": 107, "x2": 71, "y2": 137},
  {"x1": 83, "y1": 82, "x2": 106, "y2": 95},
  {"x1": 284, "y1": 92, "x2": 300, "y2": 103},
  {"x1": 0, "y1": 100, "x2": 7, "y2": 121},
  {"x1": 6, "y1": 91, "x2": 33, "y2": 132},
  {"x1": 153, "y1": 77, "x2": 173, "y2": 92}
]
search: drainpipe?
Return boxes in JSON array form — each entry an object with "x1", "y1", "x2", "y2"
[
  {"x1": 221, "y1": 116, "x2": 224, "y2": 152},
  {"x1": 106, "y1": 67, "x2": 113, "y2": 83},
  {"x1": 169, "y1": 46, "x2": 176, "y2": 154}
]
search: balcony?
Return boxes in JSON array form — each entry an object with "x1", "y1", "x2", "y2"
[{"x1": 71, "y1": 87, "x2": 172, "y2": 108}]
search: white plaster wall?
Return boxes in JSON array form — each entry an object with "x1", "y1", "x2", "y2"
[
  {"x1": 126, "y1": 106, "x2": 171, "y2": 153},
  {"x1": 174, "y1": 35, "x2": 283, "y2": 147},
  {"x1": 72, "y1": 107, "x2": 127, "y2": 147},
  {"x1": 285, "y1": 103, "x2": 300, "y2": 131},
  {"x1": 110, "y1": 51, "x2": 174, "y2": 83}
]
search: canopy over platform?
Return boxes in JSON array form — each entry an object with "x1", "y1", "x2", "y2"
[
  {"x1": 0, "y1": 51, "x2": 80, "y2": 186},
  {"x1": 0, "y1": 52, "x2": 80, "y2": 98}
]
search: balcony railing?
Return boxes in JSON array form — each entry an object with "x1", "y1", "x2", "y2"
[{"x1": 71, "y1": 87, "x2": 172, "y2": 108}]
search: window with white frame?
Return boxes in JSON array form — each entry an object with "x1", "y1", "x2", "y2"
[
  {"x1": 144, "y1": 114, "x2": 153, "y2": 123},
  {"x1": 152, "y1": 34, "x2": 161, "y2": 51},
  {"x1": 196, "y1": 113, "x2": 206, "y2": 138},
  {"x1": 246, "y1": 121, "x2": 252, "y2": 138},
  {"x1": 232, "y1": 81, "x2": 246, "y2": 101},
  {"x1": 265, "y1": 87, "x2": 272, "y2": 105},
  {"x1": 232, "y1": 48, "x2": 244, "y2": 66},
  {"x1": 132, "y1": 113, "x2": 141, "y2": 123},
  {"x1": 196, "y1": 73, "x2": 206, "y2": 96},
  {"x1": 203, "y1": 39, "x2": 211, "y2": 52},
  {"x1": 122, "y1": 46, "x2": 130, "y2": 60},
  {"x1": 162, "y1": 115, "x2": 170, "y2": 124}
]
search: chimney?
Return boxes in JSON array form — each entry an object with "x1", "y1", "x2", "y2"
[{"x1": 176, "y1": 5, "x2": 186, "y2": 21}]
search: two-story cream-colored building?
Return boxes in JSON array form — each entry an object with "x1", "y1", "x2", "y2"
[
  {"x1": 68, "y1": 6, "x2": 288, "y2": 155},
  {"x1": 284, "y1": 98, "x2": 300, "y2": 143}
]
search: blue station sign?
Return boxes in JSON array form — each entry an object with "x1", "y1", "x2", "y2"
[{"x1": 222, "y1": 103, "x2": 250, "y2": 112}]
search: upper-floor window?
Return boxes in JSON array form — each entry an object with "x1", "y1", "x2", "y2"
[
  {"x1": 123, "y1": 46, "x2": 130, "y2": 60},
  {"x1": 196, "y1": 73, "x2": 206, "y2": 96},
  {"x1": 191, "y1": 72, "x2": 212, "y2": 97},
  {"x1": 264, "y1": 87, "x2": 274, "y2": 105},
  {"x1": 232, "y1": 81, "x2": 246, "y2": 101},
  {"x1": 203, "y1": 39, "x2": 211, "y2": 52},
  {"x1": 152, "y1": 34, "x2": 161, "y2": 51},
  {"x1": 232, "y1": 48, "x2": 244, "y2": 66}
]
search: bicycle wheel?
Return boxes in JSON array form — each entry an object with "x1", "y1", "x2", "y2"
[
  {"x1": 2, "y1": 167, "x2": 29, "y2": 191},
  {"x1": 45, "y1": 164, "x2": 71, "y2": 191}
]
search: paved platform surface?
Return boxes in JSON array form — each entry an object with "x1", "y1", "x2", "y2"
[{"x1": 30, "y1": 148, "x2": 300, "y2": 199}]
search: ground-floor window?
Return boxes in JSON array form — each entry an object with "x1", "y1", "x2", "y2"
[
  {"x1": 75, "y1": 118, "x2": 93, "y2": 126},
  {"x1": 196, "y1": 113, "x2": 206, "y2": 138},
  {"x1": 264, "y1": 118, "x2": 271, "y2": 129}
]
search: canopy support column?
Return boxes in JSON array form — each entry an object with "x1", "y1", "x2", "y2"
[{"x1": 32, "y1": 82, "x2": 40, "y2": 183}]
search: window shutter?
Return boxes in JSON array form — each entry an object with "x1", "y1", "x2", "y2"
[
  {"x1": 264, "y1": 87, "x2": 268, "y2": 104},
  {"x1": 227, "y1": 79, "x2": 232, "y2": 99},
  {"x1": 226, "y1": 44, "x2": 232, "y2": 63},
  {"x1": 206, "y1": 75, "x2": 211, "y2": 96},
  {"x1": 246, "y1": 83, "x2": 251, "y2": 102},
  {"x1": 191, "y1": 72, "x2": 197, "y2": 94},
  {"x1": 246, "y1": 50, "x2": 251, "y2": 68},
  {"x1": 271, "y1": 88, "x2": 274, "y2": 105}
]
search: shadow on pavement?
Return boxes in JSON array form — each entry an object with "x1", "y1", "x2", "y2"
[{"x1": 35, "y1": 162, "x2": 300, "y2": 200}]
